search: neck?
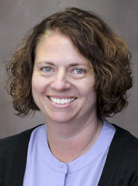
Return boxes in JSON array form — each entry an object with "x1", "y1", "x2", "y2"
[{"x1": 46, "y1": 118, "x2": 103, "y2": 163}]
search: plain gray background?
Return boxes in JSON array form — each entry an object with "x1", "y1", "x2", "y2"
[{"x1": 0, "y1": 0, "x2": 138, "y2": 138}]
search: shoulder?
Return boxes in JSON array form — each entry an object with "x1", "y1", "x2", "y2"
[
  {"x1": 99, "y1": 124, "x2": 138, "y2": 186},
  {"x1": 0, "y1": 125, "x2": 42, "y2": 168},
  {"x1": 105, "y1": 124, "x2": 138, "y2": 171},
  {"x1": 111, "y1": 125, "x2": 138, "y2": 183},
  {"x1": 113, "y1": 124, "x2": 138, "y2": 154},
  {"x1": 109, "y1": 124, "x2": 138, "y2": 166},
  {"x1": 0, "y1": 127, "x2": 34, "y2": 151},
  {"x1": 0, "y1": 125, "x2": 42, "y2": 185}
]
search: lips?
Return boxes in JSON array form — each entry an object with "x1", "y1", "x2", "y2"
[{"x1": 49, "y1": 97, "x2": 76, "y2": 104}]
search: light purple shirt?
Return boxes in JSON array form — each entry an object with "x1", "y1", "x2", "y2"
[{"x1": 23, "y1": 119, "x2": 115, "y2": 186}]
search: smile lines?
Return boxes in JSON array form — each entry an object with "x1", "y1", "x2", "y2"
[{"x1": 49, "y1": 97, "x2": 76, "y2": 104}]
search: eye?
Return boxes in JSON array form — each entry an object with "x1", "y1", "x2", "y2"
[
  {"x1": 74, "y1": 69, "x2": 84, "y2": 74},
  {"x1": 42, "y1": 67, "x2": 52, "y2": 72}
]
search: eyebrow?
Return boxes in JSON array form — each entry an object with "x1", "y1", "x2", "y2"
[
  {"x1": 36, "y1": 61, "x2": 54, "y2": 65},
  {"x1": 35, "y1": 61, "x2": 88, "y2": 67}
]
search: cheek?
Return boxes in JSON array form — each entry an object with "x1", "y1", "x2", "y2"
[
  {"x1": 32, "y1": 73, "x2": 48, "y2": 89},
  {"x1": 83, "y1": 80, "x2": 97, "y2": 104},
  {"x1": 81, "y1": 79, "x2": 95, "y2": 95},
  {"x1": 31, "y1": 77, "x2": 46, "y2": 108},
  {"x1": 32, "y1": 75, "x2": 45, "y2": 97}
]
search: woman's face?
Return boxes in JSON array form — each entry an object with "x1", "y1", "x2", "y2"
[{"x1": 32, "y1": 32, "x2": 97, "y2": 124}]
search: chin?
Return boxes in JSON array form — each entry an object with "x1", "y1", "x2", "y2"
[{"x1": 47, "y1": 113, "x2": 74, "y2": 124}]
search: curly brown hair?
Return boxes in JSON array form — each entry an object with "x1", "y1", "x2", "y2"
[{"x1": 6, "y1": 7, "x2": 133, "y2": 117}]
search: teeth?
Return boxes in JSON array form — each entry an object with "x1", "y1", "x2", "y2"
[{"x1": 50, "y1": 97, "x2": 75, "y2": 104}]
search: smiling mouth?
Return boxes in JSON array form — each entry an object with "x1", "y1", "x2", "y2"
[{"x1": 49, "y1": 97, "x2": 77, "y2": 104}]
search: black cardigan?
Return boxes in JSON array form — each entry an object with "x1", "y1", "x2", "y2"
[{"x1": 0, "y1": 124, "x2": 138, "y2": 186}]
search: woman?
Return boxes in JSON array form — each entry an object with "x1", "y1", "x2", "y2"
[{"x1": 0, "y1": 7, "x2": 138, "y2": 186}]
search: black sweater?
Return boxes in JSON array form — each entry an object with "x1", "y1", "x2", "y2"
[{"x1": 0, "y1": 124, "x2": 138, "y2": 186}]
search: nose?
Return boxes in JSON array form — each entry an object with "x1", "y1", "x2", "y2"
[{"x1": 51, "y1": 69, "x2": 71, "y2": 91}]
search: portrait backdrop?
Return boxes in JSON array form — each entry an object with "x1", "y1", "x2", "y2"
[{"x1": 0, "y1": 0, "x2": 138, "y2": 138}]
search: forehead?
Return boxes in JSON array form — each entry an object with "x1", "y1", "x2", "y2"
[
  {"x1": 35, "y1": 31, "x2": 92, "y2": 67},
  {"x1": 37, "y1": 30, "x2": 74, "y2": 51}
]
